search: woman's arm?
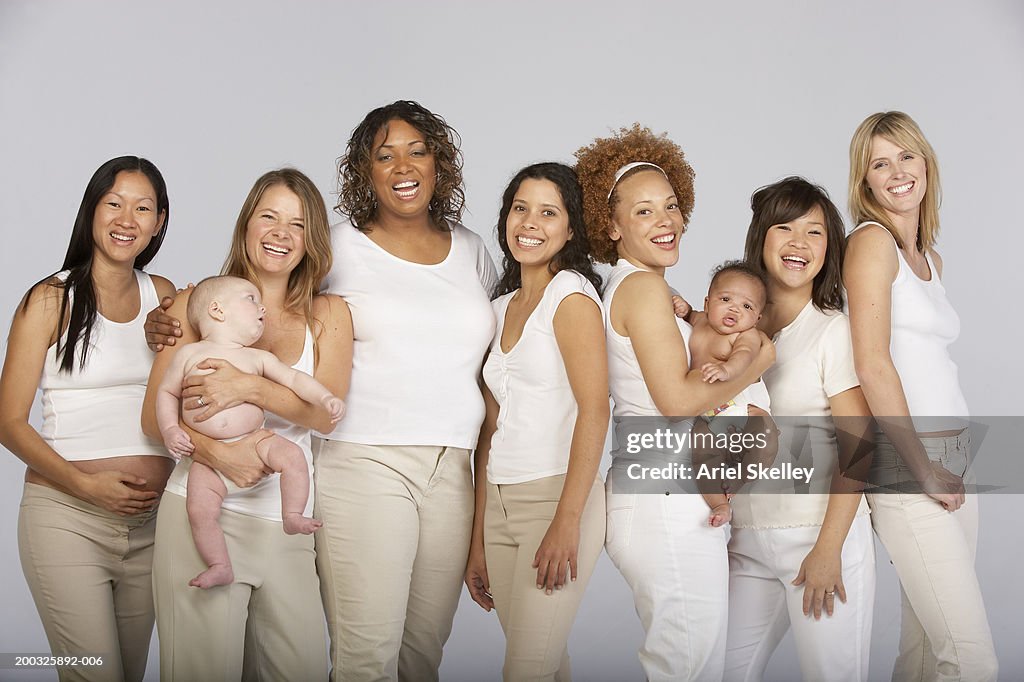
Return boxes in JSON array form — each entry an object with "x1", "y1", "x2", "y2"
[
  {"x1": 141, "y1": 289, "x2": 268, "y2": 488},
  {"x1": 792, "y1": 387, "x2": 871, "y2": 619},
  {"x1": 178, "y1": 295, "x2": 353, "y2": 435},
  {"x1": 465, "y1": 385, "x2": 498, "y2": 612},
  {"x1": 615, "y1": 272, "x2": 775, "y2": 417},
  {"x1": 533, "y1": 294, "x2": 610, "y2": 594},
  {"x1": 844, "y1": 226, "x2": 964, "y2": 510},
  {"x1": 0, "y1": 284, "x2": 159, "y2": 514}
]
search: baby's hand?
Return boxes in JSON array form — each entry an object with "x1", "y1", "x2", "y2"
[
  {"x1": 322, "y1": 396, "x2": 346, "y2": 423},
  {"x1": 708, "y1": 501, "x2": 732, "y2": 528},
  {"x1": 671, "y1": 294, "x2": 692, "y2": 320},
  {"x1": 701, "y1": 362, "x2": 732, "y2": 383},
  {"x1": 162, "y1": 426, "x2": 194, "y2": 461}
]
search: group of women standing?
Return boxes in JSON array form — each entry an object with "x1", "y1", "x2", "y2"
[{"x1": 0, "y1": 102, "x2": 998, "y2": 682}]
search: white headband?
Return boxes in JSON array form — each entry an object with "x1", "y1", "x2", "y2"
[{"x1": 607, "y1": 162, "x2": 669, "y2": 200}]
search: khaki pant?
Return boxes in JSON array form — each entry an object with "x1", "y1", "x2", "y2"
[
  {"x1": 152, "y1": 491, "x2": 327, "y2": 682},
  {"x1": 868, "y1": 431, "x2": 998, "y2": 682},
  {"x1": 313, "y1": 440, "x2": 473, "y2": 682},
  {"x1": 18, "y1": 482, "x2": 157, "y2": 682},
  {"x1": 484, "y1": 475, "x2": 605, "y2": 681}
]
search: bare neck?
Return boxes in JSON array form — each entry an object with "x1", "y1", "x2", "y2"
[{"x1": 761, "y1": 284, "x2": 811, "y2": 338}]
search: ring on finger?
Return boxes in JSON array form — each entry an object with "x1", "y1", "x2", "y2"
[
  {"x1": 197, "y1": 396, "x2": 205, "y2": 407},
  {"x1": 825, "y1": 589, "x2": 836, "y2": 597}
]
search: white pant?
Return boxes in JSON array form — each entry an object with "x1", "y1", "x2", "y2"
[
  {"x1": 724, "y1": 514, "x2": 876, "y2": 682},
  {"x1": 868, "y1": 429, "x2": 997, "y2": 682},
  {"x1": 605, "y1": 479, "x2": 728, "y2": 682}
]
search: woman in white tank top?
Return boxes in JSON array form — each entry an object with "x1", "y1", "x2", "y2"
[
  {"x1": 574, "y1": 125, "x2": 776, "y2": 681},
  {"x1": 141, "y1": 169, "x2": 352, "y2": 681},
  {"x1": 0, "y1": 156, "x2": 176, "y2": 681},
  {"x1": 463, "y1": 162, "x2": 608, "y2": 680},
  {"x1": 846, "y1": 112, "x2": 997, "y2": 681}
]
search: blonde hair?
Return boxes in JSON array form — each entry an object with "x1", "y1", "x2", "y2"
[
  {"x1": 848, "y1": 111, "x2": 942, "y2": 251},
  {"x1": 221, "y1": 169, "x2": 332, "y2": 340}
]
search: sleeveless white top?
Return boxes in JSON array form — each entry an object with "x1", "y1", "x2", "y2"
[
  {"x1": 322, "y1": 218, "x2": 497, "y2": 449},
  {"x1": 39, "y1": 270, "x2": 169, "y2": 461},
  {"x1": 604, "y1": 259, "x2": 692, "y2": 418},
  {"x1": 852, "y1": 222, "x2": 968, "y2": 431},
  {"x1": 484, "y1": 270, "x2": 604, "y2": 484},
  {"x1": 164, "y1": 327, "x2": 316, "y2": 521}
]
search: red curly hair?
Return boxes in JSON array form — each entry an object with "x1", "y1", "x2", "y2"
[{"x1": 574, "y1": 124, "x2": 695, "y2": 264}]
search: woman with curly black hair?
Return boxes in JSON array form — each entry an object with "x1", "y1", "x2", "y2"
[
  {"x1": 463, "y1": 162, "x2": 608, "y2": 680},
  {"x1": 318, "y1": 100, "x2": 498, "y2": 681},
  {"x1": 575, "y1": 125, "x2": 775, "y2": 681}
]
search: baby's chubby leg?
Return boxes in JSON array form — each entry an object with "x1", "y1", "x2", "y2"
[
  {"x1": 256, "y1": 435, "x2": 322, "y2": 535},
  {"x1": 185, "y1": 462, "x2": 234, "y2": 588}
]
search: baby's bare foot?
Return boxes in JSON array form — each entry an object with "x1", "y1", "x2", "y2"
[
  {"x1": 189, "y1": 563, "x2": 234, "y2": 589},
  {"x1": 709, "y1": 503, "x2": 733, "y2": 528},
  {"x1": 283, "y1": 513, "x2": 323, "y2": 535}
]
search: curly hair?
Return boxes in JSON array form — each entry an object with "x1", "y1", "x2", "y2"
[
  {"x1": 574, "y1": 124, "x2": 695, "y2": 264},
  {"x1": 335, "y1": 100, "x2": 465, "y2": 232},
  {"x1": 494, "y1": 162, "x2": 603, "y2": 298}
]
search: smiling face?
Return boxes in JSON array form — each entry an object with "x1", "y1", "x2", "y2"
[
  {"x1": 760, "y1": 204, "x2": 828, "y2": 298},
  {"x1": 704, "y1": 271, "x2": 765, "y2": 335},
  {"x1": 864, "y1": 135, "x2": 928, "y2": 226},
  {"x1": 91, "y1": 170, "x2": 165, "y2": 267},
  {"x1": 369, "y1": 118, "x2": 436, "y2": 224},
  {"x1": 505, "y1": 178, "x2": 572, "y2": 271},
  {"x1": 244, "y1": 183, "x2": 306, "y2": 278},
  {"x1": 609, "y1": 170, "x2": 684, "y2": 274}
]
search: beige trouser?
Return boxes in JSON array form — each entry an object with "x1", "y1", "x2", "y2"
[
  {"x1": 484, "y1": 474, "x2": 605, "y2": 682},
  {"x1": 313, "y1": 439, "x2": 474, "y2": 682},
  {"x1": 18, "y1": 482, "x2": 158, "y2": 682},
  {"x1": 868, "y1": 431, "x2": 998, "y2": 682},
  {"x1": 151, "y1": 491, "x2": 327, "y2": 682}
]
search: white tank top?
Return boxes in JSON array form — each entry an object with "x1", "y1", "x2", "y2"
[
  {"x1": 852, "y1": 222, "x2": 968, "y2": 431},
  {"x1": 484, "y1": 270, "x2": 604, "y2": 484},
  {"x1": 163, "y1": 327, "x2": 316, "y2": 521},
  {"x1": 39, "y1": 270, "x2": 169, "y2": 461},
  {"x1": 604, "y1": 259, "x2": 692, "y2": 418}
]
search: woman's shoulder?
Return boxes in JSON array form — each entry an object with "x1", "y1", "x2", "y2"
[
  {"x1": 550, "y1": 269, "x2": 600, "y2": 301},
  {"x1": 148, "y1": 273, "x2": 177, "y2": 300},
  {"x1": 312, "y1": 292, "x2": 351, "y2": 321}
]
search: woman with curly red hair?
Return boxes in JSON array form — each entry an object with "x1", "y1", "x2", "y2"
[{"x1": 575, "y1": 125, "x2": 775, "y2": 681}]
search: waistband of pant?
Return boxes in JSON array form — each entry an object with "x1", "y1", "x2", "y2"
[{"x1": 22, "y1": 481, "x2": 158, "y2": 525}]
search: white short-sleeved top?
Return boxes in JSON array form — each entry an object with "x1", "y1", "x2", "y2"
[
  {"x1": 323, "y1": 218, "x2": 498, "y2": 449},
  {"x1": 730, "y1": 301, "x2": 869, "y2": 528},
  {"x1": 484, "y1": 270, "x2": 603, "y2": 484}
]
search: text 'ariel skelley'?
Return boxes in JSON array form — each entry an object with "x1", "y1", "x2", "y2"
[{"x1": 625, "y1": 462, "x2": 814, "y2": 483}]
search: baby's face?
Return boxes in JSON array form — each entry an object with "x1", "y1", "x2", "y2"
[
  {"x1": 220, "y1": 281, "x2": 266, "y2": 345},
  {"x1": 704, "y1": 272, "x2": 764, "y2": 335}
]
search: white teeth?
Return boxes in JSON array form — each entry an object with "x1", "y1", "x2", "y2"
[
  {"x1": 394, "y1": 181, "x2": 418, "y2": 189},
  {"x1": 110, "y1": 232, "x2": 135, "y2": 242},
  {"x1": 517, "y1": 236, "x2": 543, "y2": 247},
  {"x1": 262, "y1": 243, "x2": 289, "y2": 255},
  {"x1": 888, "y1": 181, "x2": 914, "y2": 195},
  {"x1": 782, "y1": 256, "x2": 807, "y2": 264},
  {"x1": 652, "y1": 234, "x2": 675, "y2": 244}
]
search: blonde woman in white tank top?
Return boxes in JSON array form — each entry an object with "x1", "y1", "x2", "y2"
[
  {"x1": 574, "y1": 126, "x2": 776, "y2": 681},
  {"x1": 141, "y1": 169, "x2": 352, "y2": 681},
  {"x1": 846, "y1": 112, "x2": 997, "y2": 681},
  {"x1": 0, "y1": 157, "x2": 176, "y2": 682}
]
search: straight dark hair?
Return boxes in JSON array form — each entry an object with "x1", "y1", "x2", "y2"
[
  {"x1": 494, "y1": 162, "x2": 603, "y2": 299},
  {"x1": 743, "y1": 176, "x2": 845, "y2": 311},
  {"x1": 24, "y1": 156, "x2": 169, "y2": 372}
]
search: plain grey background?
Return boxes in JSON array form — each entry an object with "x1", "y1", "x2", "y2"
[{"x1": 1, "y1": 1, "x2": 1022, "y2": 680}]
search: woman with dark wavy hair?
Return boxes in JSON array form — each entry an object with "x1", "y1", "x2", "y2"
[
  {"x1": 463, "y1": 162, "x2": 607, "y2": 680},
  {"x1": 318, "y1": 100, "x2": 497, "y2": 681},
  {"x1": 0, "y1": 156, "x2": 175, "y2": 681}
]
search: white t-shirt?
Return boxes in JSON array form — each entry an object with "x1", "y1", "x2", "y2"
[
  {"x1": 730, "y1": 301, "x2": 870, "y2": 529},
  {"x1": 484, "y1": 270, "x2": 603, "y2": 484},
  {"x1": 323, "y1": 218, "x2": 497, "y2": 449}
]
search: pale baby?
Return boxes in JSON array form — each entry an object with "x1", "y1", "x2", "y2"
[
  {"x1": 688, "y1": 262, "x2": 769, "y2": 527},
  {"x1": 157, "y1": 276, "x2": 344, "y2": 588}
]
